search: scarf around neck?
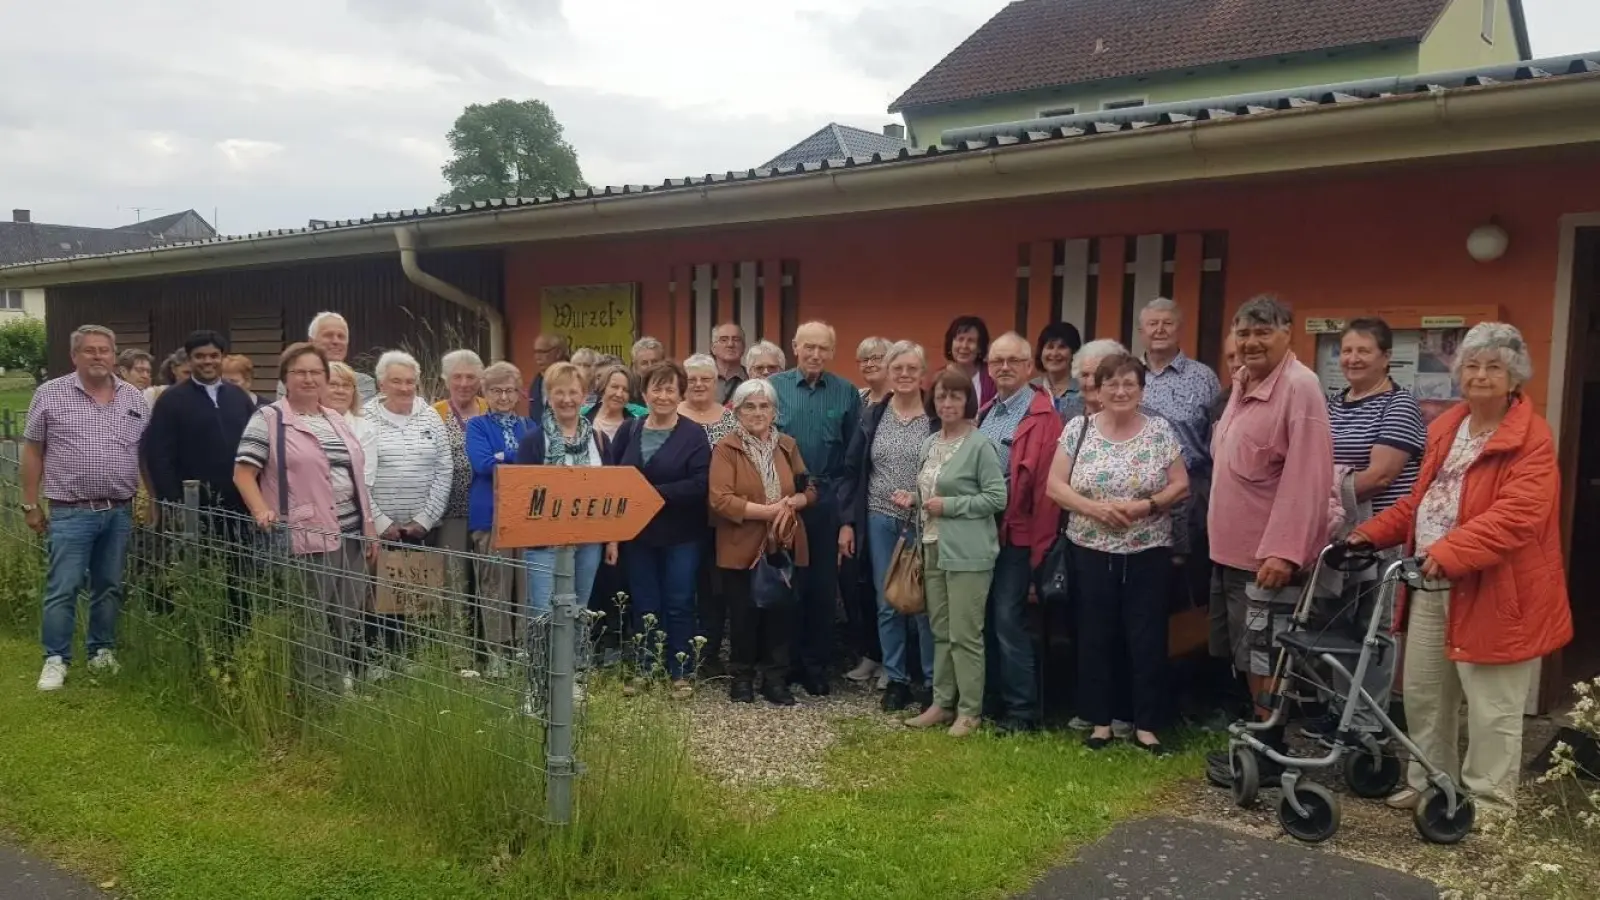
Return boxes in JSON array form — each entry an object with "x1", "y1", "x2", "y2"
[
  {"x1": 542, "y1": 409, "x2": 595, "y2": 466},
  {"x1": 738, "y1": 425, "x2": 782, "y2": 502}
]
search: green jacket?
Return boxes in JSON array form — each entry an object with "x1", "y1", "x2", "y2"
[{"x1": 917, "y1": 430, "x2": 1008, "y2": 572}]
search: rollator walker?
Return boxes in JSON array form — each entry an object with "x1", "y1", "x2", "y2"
[{"x1": 1226, "y1": 542, "x2": 1477, "y2": 845}]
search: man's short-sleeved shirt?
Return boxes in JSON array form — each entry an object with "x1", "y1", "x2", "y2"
[{"x1": 24, "y1": 373, "x2": 148, "y2": 502}]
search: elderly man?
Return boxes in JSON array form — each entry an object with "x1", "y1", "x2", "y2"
[
  {"x1": 278, "y1": 312, "x2": 376, "y2": 402},
  {"x1": 1205, "y1": 295, "x2": 1333, "y2": 787},
  {"x1": 528, "y1": 333, "x2": 571, "y2": 421},
  {"x1": 976, "y1": 332, "x2": 1062, "y2": 733},
  {"x1": 770, "y1": 321, "x2": 862, "y2": 695},
  {"x1": 24, "y1": 325, "x2": 149, "y2": 691},
  {"x1": 711, "y1": 322, "x2": 748, "y2": 404},
  {"x1": 1137, "y1": 298, "x2": 1221, "y2": 613},
  {"x1": 628, "y1": 336, "x2": 666, "y2": 405}
]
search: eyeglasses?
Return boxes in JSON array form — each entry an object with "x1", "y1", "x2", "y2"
[
  {"x1": 988, "y1": 357, "x2": 1028, "y2": 368},
  {"x1": 1101, "y1": 382, "x2": 1140, "y2": 396},
  {"x1": 713, "y1": 336, "x2": 743, "y2": 345},
  {"x1": 487, "y1": 387, "x2": 519, "y2": 398},
  {"x1": 286, "y1": 369, "x2": 326, "y2": 379}
]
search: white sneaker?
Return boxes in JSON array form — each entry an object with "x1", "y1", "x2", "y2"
[
  {"x1": 876, "y1": 670, "x2": 890, "y2": 691},
  {"x1": 844, "y1": 657, "x2": 881, "y2": 683},
  {"x1": 1068, "y1": 716, "x2": 1092, "y2": 731},
  {"x1": 341, "y1": 673, "x2": 358, "y2": 696},
  {"x1": 87, "y1": 649, "x2": 120, "y2": 676},
  {"x1": 37, "y1": 656, "x2": 67, "y2": 691}
]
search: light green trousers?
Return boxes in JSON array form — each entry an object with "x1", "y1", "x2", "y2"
[{"x1": 922, "y1": 541, "x2": 993, "y2": 720}]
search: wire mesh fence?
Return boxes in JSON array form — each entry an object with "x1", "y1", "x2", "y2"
[{"x1": 0, "y1": 436, "x2": 594, "y2": 827}]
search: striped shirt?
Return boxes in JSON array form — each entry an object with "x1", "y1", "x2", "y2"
[
  {"x1": 362, "y1": 396, "x2": 454, "y2": 533},
  {"x1": 236, "y1": 409, "x2": 363, "y2": 534},
  {"x1": 24, "y1": 373, "x2": 148, "y2": 503},
  {"x1": 769, "y1": 369, "x2": 862, "y2": 486},
  {"x1": 1327, "y1": 385, "x2": 1425, "y2": 513}
]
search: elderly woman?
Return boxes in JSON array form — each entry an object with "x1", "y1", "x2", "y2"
[
  {"x1": 235, "y1": 343, "x2": 377, "y2": 694},
  {"x1": 607, "y1": 361, "x2": 711, "y2": 699},
  {"x1": 433, "y1": 350, "x2": 487, "y2": 600},
  {"x1": 680, "y1": 353, "x2": 739, "y2": 671},
  {"x1": 584, "y1": 364, "x2": 645, "y2": 439},
  {"x1": 680, "y1": 354, "x2": 738, "y2": 443},
  {"x1": 941, "y1": 315, "x2": 996, "y2": 408},
  {"x1": 840, "y1": 340, "x2": 937, "y2": 713},
  {"x1": 324, "y1": 362, "x2": 378, "y2": 488},
  {"x1": 145, "y1": 349, "x2": 188, "y2": 407},
  {"x1": 571, "y1": 347, "x2": 600, "y2": 403},
  {"x1": 709, "y1": 379, "x2": 818, "y2": 706},
  {"x1": 516, "y1": 362, "x2": 609, "y2": 632},
  {"x1": 743, "y1": 340, "x2": 787, "y2": 380},
  {"x1": 1034, "y1": 322, "x2": 1084, "y2": 416},
  {"x1": 1048, "y1": 353, "x2": 1189, "y2": 754},
  {"x1": 461, "y1": 361, "x2": 531, "y2": 677},
  {"x1": 857, "y1": 336, "x2": 891, "y2": 405},
  {"x1": 1349, "y1": 322, "x2": 1570, "y2": 816},
  {"x1": 1058, "y1": 338, "x2": 1125, "y2": 422},
  {"x1": 117, "y1": 349, "x2": 153, "y2": 390},
  {"x1": 220, "y1": 355, "x2": 259, "y2": 406},
  {"x1": 901, "y1": 369, "x2": 1007, "y2": 736}
]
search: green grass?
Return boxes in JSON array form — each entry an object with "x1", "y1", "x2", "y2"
[
  {"x1": 0, "y1": 527, "x2": 1201, "y2": 899},
  {"x1": 0, "y1": 372, "x2": 32, "y2": 424}
]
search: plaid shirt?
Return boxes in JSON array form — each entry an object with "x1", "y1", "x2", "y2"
[{"x1": 24, "y1": 373, "x2": 148, "y2": 503}]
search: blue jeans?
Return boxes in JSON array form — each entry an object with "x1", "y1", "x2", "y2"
[
  {"x1": 621, "y1": 541, "x2": 701, "y2": 679},
  {"x1": 41, "y1": 505, "x2": 133, "y2": 663},
  {"x1": 867, "y1": 512, "x2": 934, "y2": 686},
  {"x1": 984, "y1": 543, "x2": 1038, "y2": 722},
  {"x1": 524, "y1": 544, "x2": 602, "y2": 616}
]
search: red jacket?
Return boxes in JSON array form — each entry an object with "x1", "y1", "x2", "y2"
[
  {"x1": 1355, "y1": 399, "x2": 1571, "y2": 665},
  {"x1": 983, "y1": 388, "x2": 1064, "y2": 568}
]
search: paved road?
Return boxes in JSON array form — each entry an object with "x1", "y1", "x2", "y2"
[
  {"x1": 1019, "y1": 817, "x2": 1439, "y2": 900},
  {"x1": 0, "y1": 844, "x2": 107, "y2": 899}
]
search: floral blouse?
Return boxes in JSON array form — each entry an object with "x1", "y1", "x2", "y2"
[
  {"x1": 1414, "y1": 419, "x2": 1492, "y2": 556},
  {"x1": 1060, "y1": 413, "x2": 1182, "y2": 555},
  {"x1": 441, "y1": 412, "x2": 472, "y2": 520},
  {"x1": 918, "y1": 434, "x2": 966, "y2": 543}
]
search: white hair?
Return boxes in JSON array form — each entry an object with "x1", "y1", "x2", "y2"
[
  {"x1": 375, "y1": 350, "x2": 421, "y2": 382},
  {"x1": 743, "y1": 340, "x2": 786, "y2": 370},
  {"x1": 713, "y1": 322, "x2": 746, "y2": 341},
  {"x1": 730, "y1": 377, "x2": 779, "y2": 410},
  {"x1": 308, "y1": 311, "x2": 348, "y2": 339},
  {"x1": 481, "y1": 360, "x2": 522, "y2": 389},
  {"x1": 683, "y1": 353, "x2": 718, "y2": 375},
  {"x1": 1139, "y1": 296, "x2": 1181, "y2": 323},
  {"x1": 883, "y1": 340, "x2": 927, "y2": 371},
  {"x1": 856, "y1": 336, "x2": 891, "y2": 359},
  {"x1": 570, "y1": 347, "x2": 599, "y2": 366},
  {"x1": 1453, "y1": 321, "x2": 1534, "y2": 390},
  {"x1": 793, "y1": 320, "x2": 836, "y2": 348},
  {"x1": 71, "y1": 324, "x2": 116, "y2": 354},
  {"x1": 1076, "y1": 339, "x2": 1127, "y2": 371},
  {"x1": 632, "y1": 336, "x2": 664, "y2": 357},
  {"x1": 439, "y1": 349, "x2": 484, "y2": 379}
]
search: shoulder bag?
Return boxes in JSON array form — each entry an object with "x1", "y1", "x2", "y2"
[
  {"x1": 882, "y1": 470, "x2": 928, "y2": 615},
  {"x1": 1035, "y1": 414, "x2": 1091, "y2": 607}
]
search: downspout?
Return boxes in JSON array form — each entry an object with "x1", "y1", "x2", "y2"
[{"x1": 394, "y1": 225, "x2": 506, "y2": 362}]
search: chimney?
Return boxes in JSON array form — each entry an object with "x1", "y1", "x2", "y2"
[
  {"x1": 11, "y1": 209, "x2": 30, "y2": 223},
  {"x1": 883, "y1": 123, "x2": 906, "y2": 141}
]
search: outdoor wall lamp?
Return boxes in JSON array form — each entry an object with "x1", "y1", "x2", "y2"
[{"x1": 1466, "y1": 221, "x2": 1509, "y2": 262}]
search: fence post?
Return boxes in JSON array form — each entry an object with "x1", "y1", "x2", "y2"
[
  {"x1": 544, "y1": 543, "x2": 578, "y2": 825},
  {"x1": 0, "y1": 438, "x2": 17, "y2": 530},
  {"x1": 182, "y1": 480, "x2": 202, "y2": 567},
  {"x1": 1, "y1": 408, "x2": 15, "y2": 441}
]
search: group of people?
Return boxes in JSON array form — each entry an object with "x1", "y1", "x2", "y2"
[{"x1": 19, "y1": 294, "x2": 1572, "y2": 810}]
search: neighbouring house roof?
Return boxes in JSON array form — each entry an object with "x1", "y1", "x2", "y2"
[
  {"x1": 0, "y1": 210, "x2": 217, "y2": 267},
  {"x1": 110, "y1": 209, "x2": 216, "y2": 240},
  {"x1": 758, "y1": 123, "x2": 909, "y2": 171},
  {"x1": 888, "y1": 0, "x2": 1530, "y2": 112},
  {"x1": 0, "y1": 52, "x2": 1594, "y2": 286}
]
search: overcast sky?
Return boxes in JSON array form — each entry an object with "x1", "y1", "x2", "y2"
[{"x1": 1, "y1": 0, "x2": 1596, "y2": 234}]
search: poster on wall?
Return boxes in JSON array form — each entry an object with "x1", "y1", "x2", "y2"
[
  {"x1": 539, "y1": 284, "x2": 639, "y2": 362},
  {"x1": 1317, "y1": 327, "x2": 1465, "y2": 425}
]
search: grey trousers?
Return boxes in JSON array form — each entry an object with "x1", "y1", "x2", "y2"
[
  {"x1": 296, "y1": 537, "x2": 368, "y2": 692},
  {"x1": 470, "y1": 530, "x2": 521, "y2": 651}
]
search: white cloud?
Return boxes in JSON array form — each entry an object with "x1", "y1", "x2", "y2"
[{"x1": 0, "y1": 0, "x2": 1594, "y2": 233}]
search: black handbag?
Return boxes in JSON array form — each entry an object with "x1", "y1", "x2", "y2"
[{"x1": 1035, "y1": 414, "x2": 1090, "y2": 607}]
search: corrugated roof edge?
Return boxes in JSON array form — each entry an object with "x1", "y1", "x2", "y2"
[
  {"x1": 2, "y1": 51, "x2": 1597, "y2": 274},
  {"x1": 941, "y1": 53, "x2": 1600, "y2": 145}
]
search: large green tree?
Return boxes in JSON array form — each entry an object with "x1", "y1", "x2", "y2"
[{"x1": 437, "y1": 99, "x2": 587, "y2": 205}]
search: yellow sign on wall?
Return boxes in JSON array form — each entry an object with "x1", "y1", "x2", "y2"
[{"x1": 539, "y1": 284, "x2": 638, "y2": 361}]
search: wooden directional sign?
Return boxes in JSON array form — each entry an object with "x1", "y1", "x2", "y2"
[{"x1": 492, "y1": 465, "x2": 665, "y2": 550}]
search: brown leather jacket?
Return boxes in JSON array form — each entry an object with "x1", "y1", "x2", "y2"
[{"x1": 708, "y1": 430, "x2": 818, "y2": 569}]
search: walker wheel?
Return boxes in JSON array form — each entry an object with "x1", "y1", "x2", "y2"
[
  {"x1": 1343, "y1": 745, "x2": 1403, "y2": 799},
  {"x1": 1414, "y1": 787, "x2": 1476, "y2": 845},
  {"x1": 1231, "y1": 747, "x2": 1261, "y2": 809},
  {"x1": 1277, "y1": 782, "x2": 1341, "y2": 843}
]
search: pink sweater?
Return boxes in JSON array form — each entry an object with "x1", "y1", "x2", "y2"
[{"x1": 1208, "y1": 352, "x2": 1334, "y2": 572}]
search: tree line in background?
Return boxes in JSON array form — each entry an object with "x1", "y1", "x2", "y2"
[{"x1": 437, "y1": 98, "x2": 588, "y2": 206}]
